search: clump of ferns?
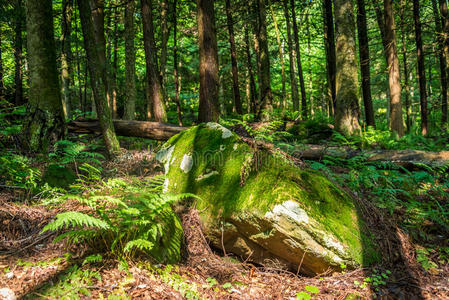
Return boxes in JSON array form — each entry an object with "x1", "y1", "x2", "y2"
[{"x1": 42, "y1": 175, "x2": 195, "y2": 260}]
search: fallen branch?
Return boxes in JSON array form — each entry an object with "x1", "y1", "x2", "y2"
[
  {"x1": 68, "y1": 119, "x2": 187, "y2": 141},
  {"x1": 289, "y1": 144, "x2": 449, "y2": 169}
]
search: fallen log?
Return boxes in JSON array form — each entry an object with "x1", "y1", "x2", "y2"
[
  {"x1": 289, "y1": 144, "x2": 449, "y2": 168},
  {"x1": 68, "y1": 119, "x2": 187, "y2": 141}
]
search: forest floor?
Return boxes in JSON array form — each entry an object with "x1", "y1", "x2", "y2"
[{"x1": 1, "y1": 125, "x2": 449, "y2": 299}]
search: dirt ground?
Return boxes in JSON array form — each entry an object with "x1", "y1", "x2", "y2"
[{"x1": 1, "y1": 189, "x2": 448, "y2": 300}]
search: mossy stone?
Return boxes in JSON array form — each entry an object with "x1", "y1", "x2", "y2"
[{"x1": 157, "y1": 123, "x2": 379, "y2": 275}]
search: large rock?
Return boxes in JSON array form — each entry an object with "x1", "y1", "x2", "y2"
[{"x1": 157, "y1": 123, "x2": 379, "y2": 275}]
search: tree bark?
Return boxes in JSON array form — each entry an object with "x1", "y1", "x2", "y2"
[
  {"x1": 439, "y1": 0, "x2": 449, "y2": 124},
  {"x1": 323, "y1": 0, "x2": 336, "y2": 116},
  {"x1": 197, "y1": 0, "x2": 220, "y2": 122},
  {"x1": 399, "y1": 0, "x2": 412, "y2": 131},
  {"x1": 433, "y1": 0, "x2": 448, "y2": 126},
  {"x1": 123, "y1": 0, "x2": 137, "y2": 120},
  {"x1": 68, "y1": 119, "x2": 186, "y2": 140},
  {"x1": 78, "y1": 0, "x2": 120, "y2": 156},
  {"x1": 141, "y1": 0, "x2": 167, "y2": 122},
  {"x1": 0, "y1": 31, "x2": 3, "y2": 98},
  {"x1": 413, "y1": 0, "x2": 428, "y2": 135},
  {"x1": 269, "y1": 0, "x2": 286, "y2": 111},
  {"x1": 384, "y1": 0, "x2": 405, "y2": 136},
  {"x1": 173, "y1": 0, "x2": 183, "y2": 125},
  {"x1": 14, "y1": 0, "x2": 23, "y2": 106},
  {"x1": 160, "y1": 0, "x2": 170, "y2": 83},
  {"x1": 225, "y1": 0, "x2": 243, "y2": 114},
  {"x1": 283, "y1": 0, "x2": 299, "y2": 115},
  {"x1": 110, "y1": 9, "x2": 119, "y2": 119},
  {"x1": 254, "y1": 0, "x2": 273, "y2": 121},
  {"x1": 61, "y1": 0, "x2": 73, "y2": 119},
  {"x1": 356, "y1": 0, "x2": 375, "y2": 128},
  {"x1": 290, "y1": 0, "x2": 306, "y2": 117},
  {"x1": 24, "y1": 0, "x2": 65, "y2": 152},
  {"x1": 333, "y1": 0, "x2": 361, "y2": 135},
  {"x1": 244, "y1": 22, "x2": 257, "y2": 115}
]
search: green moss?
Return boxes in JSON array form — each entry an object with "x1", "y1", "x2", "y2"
[{"x1": 160, "y1": 123, "x2": 379, "y2": 266}]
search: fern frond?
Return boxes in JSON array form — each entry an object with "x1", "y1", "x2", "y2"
[
  {"x1": 42, "y1": 212, "x2": 110, "y2": 233},
  {"x1": 124, "y1": 239, "x2": 154, "y2": 253}
]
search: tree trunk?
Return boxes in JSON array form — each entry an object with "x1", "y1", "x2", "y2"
[
  {"x1": 306, "y1": 6, "x2": 313, "y2": 115},
  {"x1": 68, "y1": 119, "x2": 186, "y2": 140},
  {"x1": 269, "y1": 0, "x2": 286, "y2": 111},
  {"x1": 225, "y1": 0, "x2": 243, "y2": 114},
  {"x1": 399, "y1": 0, "x2": 412, "y2": 131},
  {"x1": 0, "y1": 31, "x2": 4, "y2": 98},
  {"x1": 244, "y1": 22, "x2": 257, "y2": 115},
  {"x1": 173, "y1": 0, "x2": 183, "y2": 125},
  {"x1": 384, "y1": 0, "x2": 405, "y2": 136},
  {"x1": 356, "y1": 0, "x2": 375, "y2": 128},
  {"x1": 439, "y1": 0, "x2": 449, "y2": 124},
  {"x1": 196, "y1": 0, "x2": 220, "y2": 122},
  {"x1": 61, "y1": 0, "x2": 73, "y2": 120},
  {"x1": 24, "y1": 0, "x2": 65, "y2": 152},
  {"x1": 412, "y1": 0, "x2": 428, "y2": 135},
  {"x1": 323, "y1": 0, "x2": 336, "y2": 116},
  {"x1": 14, "y1": 0, "x2": 23, "y2": 106},
  {"x1": 141, "y1": 0, "x2": 167, "y2": 122},
  {"x1": 160, "y1": 0, "x2": 170, "y2": 83},
  {"x1": 283, "y1": 0, "x2": 299, "y2": 115},
  {"x1": 123, "y1": 0, "x2": 136, "y2": 120},
  {"x1": 111, "y1": 10, "x2": 119, "y2": 119},
  {"x1": 290, "y1": 0, "x2": 306, "y2": 117},
  {"x1": 254, "y1": 0, "x2": 273, "y2": 121},
  {"x1": 433, "y1": 0, "x2": 448, "y2": 126},
  {"x1": 78, "y1": 0, "x2": 120, "y2": 156},
  {"x1": 333, "y1": 0, "x2": 361, "y2": 135}
]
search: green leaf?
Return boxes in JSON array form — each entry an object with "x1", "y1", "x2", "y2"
[{"x1": 305, "y1": 286, "x2": 319, "y2": 294}]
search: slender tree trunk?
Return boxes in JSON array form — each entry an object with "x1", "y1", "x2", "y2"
[
  {"x1": 160, "y1": 0, "x2": 169, "y2": 83},
  {"x1": 399, "y1": 0, "x2": 412, "y2": 131},
  {"x1": 434, "y1": 0, "x2": 448, "y2": 125},
  {"x1": 356, "y1": 0, "x2": 375, "y2": 128},
  {"x1": 269, "y1": 0, "x2": 286, "y2": 111},
  {"x1": 197, "y1": 0, "x2": 220, "y2": 122},
  {"x1": 254, "y1": 0, "x2": 273, "y2": 121},
  {"x1": 24, "y1": 0, "x2": 65, "y2": 152},
  {"x1": 384, "y1": 0, "x2": 405, "y2": 136},
  {"x1": 0, "y1": 31, "x2": 4, "y2": 98},
  {"x1": 78, "y1": 0, "x2": 120, "y2": 156},
  {"x1": 173, "y1": 0, "x2": 183, "y2": 125},
  {"x1": 323, "y1": 0, "x2": 336, "y2": 116},
  {"x1": 123, "y1": 0, "x2": 136, "y2": 120},
  {"x1": 225, "y1": 0, "x2": 243, "y2": 114},
  {"x1": 61, "y1": 0, "x2": 73, "y2": 119},
  {"x1": 283, "y1": 0, "x2": 299, "y2": 115},
  {"x1": 290, "y1": 0, "x2": 307, "y2": 118},
  {"x1": 245, "y1": 23, "x2": 257, "y2": 114},
  {"x1": 74, "y1": 6, "x2": 83, "y2": 113},
  {"x1": 111, "y1": 14, "x2": 118, "y2": 118},
  {"x1": 333, "y1": 0, "x2": 361, "y2": 135},
  {"x1": 306, "y1": 7, "x2": 313, "y2": 115},
  {"x1": 439, "y1": 0, "x2": 449, "y2": 124},
  {"x1": 141, "y1": 0, "x2": 167, "y2": 122},
  {"x1": 14, "y1": 0, "x2": 23, "y2": 106},
  {"x1": 412, "y1": 0, "x2": 428, "y2": 135}
]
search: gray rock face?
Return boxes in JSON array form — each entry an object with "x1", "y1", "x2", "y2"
[{"x1": 0, "y1": 288, "x2": 16, "y2": 300}]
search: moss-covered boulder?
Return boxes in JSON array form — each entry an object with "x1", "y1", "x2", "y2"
[{"x1": 157, "y1": 123, "x2": 379, "y2": 275}]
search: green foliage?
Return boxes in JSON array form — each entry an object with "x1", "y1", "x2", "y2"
[
  {"x1": 0, "y1": 149, "x2": 41, "y2": 191},
  {"x1": 49, "y1": 140, "x2": 105, "y2": 166},
  {"x1": 41, "y1": 175, "x2": 193, "y2": 262},
  {"x1": 296, "y1": 285, "x2": 320, "y2": 300}
]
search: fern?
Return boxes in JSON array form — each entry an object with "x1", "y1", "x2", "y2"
[
  {"x1": 124, "y1": 239, "x2": 154, "y2": 253},
  {"x1": 42, "y1": 212, "x2": 110, "y2": 232}
]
